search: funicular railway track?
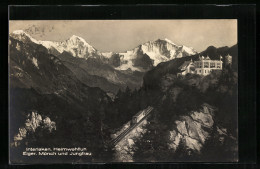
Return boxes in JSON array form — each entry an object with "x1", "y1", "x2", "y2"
[
  {"x1": 109, "y1": 92, "x2": 163, "y2": 147},
  {"x1": 109, "y1": 106, "x2": 153, "y2": 146}
]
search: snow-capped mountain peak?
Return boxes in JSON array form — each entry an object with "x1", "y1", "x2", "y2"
[
  {"x1": 68, "y1": 35, "x2": 89, "y2": 46},
  {"x1": 11, "y1": 30, "x2": 39, "y2": 44},
  {"x1": 114, "y1": 38, "x2": 197, "y2": 71},
  {"x1": 70, "y1": 35, "x2": 84, "y2": 40},
  {"x1": 58, "y1": 35, "x2": 97, "y2": 58}
]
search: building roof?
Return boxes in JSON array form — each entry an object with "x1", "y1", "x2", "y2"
[{"x1": 196, "y1": 56, "x2": 223, "y2": 63}]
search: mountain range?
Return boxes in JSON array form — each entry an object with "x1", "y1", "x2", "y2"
[{"x1": 10, "y1": 30, "x2": 197, "y2": 94}]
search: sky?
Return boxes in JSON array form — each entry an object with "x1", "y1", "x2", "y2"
[{"x1": 9, "y1": 20, "x2": 237, "y2": 52}]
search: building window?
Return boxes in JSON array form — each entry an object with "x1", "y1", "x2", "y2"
[
  {"x1": 205, "y1": 70, "x2": 206, "y2": 73},
  {"x1": 197, "y1": 62, "x2": 202, "y2": 68},
  {"x1": 217, "y1": 63, "x2": 221, "y2": 68},
  {"x1": 190, "y1": 66, "x2": 195, "y2": 72},
  {"x1": 210, "y1": 62, "x2": 215, "y2": 68},
  {"x1": 199, "y1": 70, "x2": 201, "y2": 73},
  {"x1": 204, "y1": 62, "x2": 209, "y2": 68}
]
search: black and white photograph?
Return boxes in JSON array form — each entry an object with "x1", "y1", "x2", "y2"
[{"x1": 9, "y1": 19, "x2": 238, "y2": 163}]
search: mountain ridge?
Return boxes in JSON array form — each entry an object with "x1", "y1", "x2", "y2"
[{"x1": 10, "y1": 30, "x2": 197, "y2": 72}]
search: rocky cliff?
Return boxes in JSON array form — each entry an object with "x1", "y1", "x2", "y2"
[
  {"x1": 12, "y1": 111, "x2": 56, "y2": 147},
  {"x1": 168, "y1": 104, "x2": 215, "y2": 152}
]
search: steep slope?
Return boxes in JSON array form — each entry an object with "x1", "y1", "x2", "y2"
[{"x1": 9, "y1": 34, "x2": 109, "y2": 103}]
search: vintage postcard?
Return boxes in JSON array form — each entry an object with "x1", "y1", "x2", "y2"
[{"x1": 9, "y1": 20, "x2": 238, "y2": 163}]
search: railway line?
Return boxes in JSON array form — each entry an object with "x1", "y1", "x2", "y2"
[
  {"x1": 109, "y1": 93, "x2": 163, "y2": 147},
  {"x1": 109, "y1": 106, "x2": 153, "y2": 146}
]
